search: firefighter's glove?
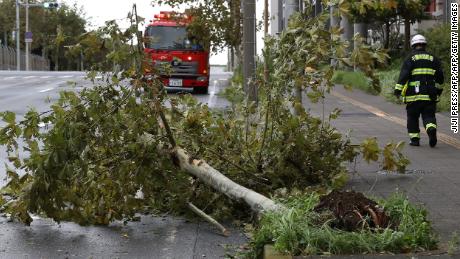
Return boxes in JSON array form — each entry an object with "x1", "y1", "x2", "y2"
[
  {"x1": 394, "y1": 89, "x2": 402, "y2": 98},
  {"x1": 436, "y1": 88, "x2": 443, "y2": 96}
]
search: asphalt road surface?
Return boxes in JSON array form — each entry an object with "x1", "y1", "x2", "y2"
[{"x1": 0, "y1": 67, "x2": 244, "y2": 258}]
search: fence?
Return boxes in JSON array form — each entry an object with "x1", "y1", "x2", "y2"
[{"x1": 0, "y1": 44, "x2": 50, "y2": 71}]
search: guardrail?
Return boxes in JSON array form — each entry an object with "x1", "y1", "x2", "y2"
[{"x1": 0, "y1": 44, "x2": 50, "y2": 71}]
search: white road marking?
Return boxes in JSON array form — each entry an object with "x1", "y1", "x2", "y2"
[
  {"x1": 24, "y1": 76, "x2": 36, "y2": 79},
  {"x1": 39, "y1": 88, "x2": 54, "y2": 93},
  {"x1": 3, "y1": 77, "x2": 16, "y2": 80},
  {"x1": 40, "y1": 76, "x2": 51, "y2": 79},
  {"x1": 59, "y1": 75, "x2": 73, "y2": 79},
  {"x1": 207, "y1": 80, "x2": 218, "y2": 107}
]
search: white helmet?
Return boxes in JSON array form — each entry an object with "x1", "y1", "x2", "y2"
[{"x1": 411, "y1": 34, "x2": 427, "y2": 47}]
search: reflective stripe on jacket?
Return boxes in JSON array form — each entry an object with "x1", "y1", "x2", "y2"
[{"x1": 394, "y1": 50, "x2": 444, "y2": 103}]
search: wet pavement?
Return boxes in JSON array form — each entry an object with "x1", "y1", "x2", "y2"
[
  {"x1": 0, "y1": 67, "x2": 245, "y2": 259},
  {"x1": 0, "y1": 215, "x2": 246, "y2": 258}
]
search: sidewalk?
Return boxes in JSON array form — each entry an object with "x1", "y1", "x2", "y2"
[{"x1": 305, "y1": 86, "x2": 460, "y2": 247}]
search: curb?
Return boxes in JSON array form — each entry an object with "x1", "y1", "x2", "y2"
[{"x1": 264, "y1": 245, "x2": 292, "y2": 259}]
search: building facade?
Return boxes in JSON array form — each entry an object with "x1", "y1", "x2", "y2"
[
  {"x1": 270, "y1": 0, "x2": 452, "y2": 39},
  {"x1": 410, "y1": 0, "x2": 453, "y2": 35}
]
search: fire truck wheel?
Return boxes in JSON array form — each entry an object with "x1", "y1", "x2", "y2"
[{"x1": 193, "y1": 86, "x2": 208, "y2": 95}]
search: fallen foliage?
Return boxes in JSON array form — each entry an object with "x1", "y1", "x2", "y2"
[{"x1": 247, "y1": 192, "x2": 438, "y2": 257}]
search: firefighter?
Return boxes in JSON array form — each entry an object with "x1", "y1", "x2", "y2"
[{"x1": 394, "y1": 34, "x2": 444, "y2": 147}]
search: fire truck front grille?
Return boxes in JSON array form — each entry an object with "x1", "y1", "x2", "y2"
[{"x1": 155, "y1": 61, "x2": 198, "y2": 75}]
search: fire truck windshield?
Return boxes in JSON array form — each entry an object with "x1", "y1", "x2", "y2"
[{"x1": 145, "y1": 26, "x2": 203, "y2": 50}]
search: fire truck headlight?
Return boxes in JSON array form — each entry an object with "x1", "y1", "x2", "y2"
[
  {"x1": 197, "y1": 77, "x2": 207, "y2": 82},
  {"x1": 187, "y1": 56, "x2": 192, "y2": 61}
]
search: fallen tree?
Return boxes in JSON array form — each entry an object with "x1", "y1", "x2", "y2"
[
  {"x1": 0, "y1": 2, "x2": 406, "y2": 227},
  {"x1": 0, "y1": 3, "x2": 438, "y2": 258},
  {"x1": 173, "y1": 147, "x2": 283, "y2": 213}
]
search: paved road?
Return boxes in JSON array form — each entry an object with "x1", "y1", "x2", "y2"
[
  {"x1": 0, "y1": 68, "x2": 231, "y2": 121},
  {"x1": 0, "y1": 68, "x2": 242, "y2": 259}
]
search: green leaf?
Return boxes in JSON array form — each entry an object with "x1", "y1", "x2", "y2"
[
  {"x1": 329, "y1": 108, "x2": 342, "y2": 120},
  {"x1": 2, "y1": 111, "x2": 16, "y2": 124},
  {"x1": 361, "y1": 137, "x2": 380, "y2": 163},
  {"x1": 307, "y1": 91, "x2": 323, "y2": 103}
]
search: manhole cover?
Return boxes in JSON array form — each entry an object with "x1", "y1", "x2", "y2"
[
  {"x1": 376, "y1": 169, "x2": 433, "y2": 175},
  {"x1": 340, "y1": 112, "x2": 376, "y2": 117}
]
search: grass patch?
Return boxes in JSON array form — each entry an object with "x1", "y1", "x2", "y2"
[
  {"x1": 437, "y1": 88, "x2": 451, "y2": 112},
  {"x1": 332, "y1": 70, "x2": 377, "y2": 95},
  {"x1": 247, "y1": 192, "x2": 438, "y2": 257},
  {"x1": 377, "y1": 69, "x2": 401, "y2": 104},
  {"x1": 448, "y1": 232, "x2": 459, "y2": 256}
]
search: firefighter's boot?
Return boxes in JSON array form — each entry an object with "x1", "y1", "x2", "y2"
[
  {"x1": 427, "y1": 128, "x2": 437, "y2": 147},
  {"x1": 410, "y1": 138, "x2": 420, "y2": 146}
]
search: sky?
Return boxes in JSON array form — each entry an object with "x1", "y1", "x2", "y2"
[{"x1": 64, "y1": 0, "x2": 265, "y2": 65}]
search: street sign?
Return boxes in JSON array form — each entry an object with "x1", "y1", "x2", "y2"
[{"x1": 25, "y1": 31, "x2": 33, "y2": 43}]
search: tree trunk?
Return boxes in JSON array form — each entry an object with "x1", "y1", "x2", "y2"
[
  {"x1": 55, "y1": 48, "x2": 59, "y2": 71},
  {"x1": 172, "y1": 147, "x2": 283, "y2": 214},
  {"x1": 330, "y1": 5, "x2": 339, "y2": 67},
  {"x1": 384, "y1": 21, "x2": 390, "y2": 49},
  {"x1": 294, "y1": 85, "x2": 302, "y2": 114},
  {"x1": 404, "y1": 17, "x2": 411, "y2": 51},
  {"x1": 340, "y1": 14, "x2": 353, "y2": 53}
]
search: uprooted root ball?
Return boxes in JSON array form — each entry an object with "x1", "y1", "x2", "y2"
[{"x1": 314, "y1": 190, "x2": 390, "y2": 231}]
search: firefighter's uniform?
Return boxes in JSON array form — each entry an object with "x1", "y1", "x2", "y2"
[{"x1": 394, "y1": 43, "x2": 444, "y2": 147}]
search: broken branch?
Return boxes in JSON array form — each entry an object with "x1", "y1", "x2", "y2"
[{"x1": 187, "y1": 202, "x2": 229, "y2": 236}]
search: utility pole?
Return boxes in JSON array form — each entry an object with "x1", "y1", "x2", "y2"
[
  {"x1": 315, "y1": 0, "x2": 322, "y2": 17},
  {"x1": 25, "y1": 1, "x2": 30, "y2": 71},
  {"x1": 284, "y1": 0, "x2": 298, "y2": 27},
  {"x1": 263, "y1": 0, "x2": 269, "y2": 86},
  {"x1": 16, "y1": 0, "x2": 20, "y2": 71},
  {"x1": 15, "y1": 1, "x2": 58, "y2": 71},
  {"x1": 281, "y1": 0, "x2": 301, "y2": 106},
  {"x1": 340, "y1": 14, "x2": 353, "y2": 53},
  {"x1": 243, "y1": 0, "x2": 257, "y2": 104}
]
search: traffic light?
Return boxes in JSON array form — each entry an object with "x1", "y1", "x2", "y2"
[{"x1": 43, "y1": 2, "x2": 59, "y2": 8}]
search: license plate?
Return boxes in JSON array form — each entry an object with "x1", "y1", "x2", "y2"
[{"x1": 169, "y1": 79, "x2": 183, "y2": 87}]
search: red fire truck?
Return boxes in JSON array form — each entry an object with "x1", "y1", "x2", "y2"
[{"x1": 144, "y1": 11, "x2": 210, "y2": 94}]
